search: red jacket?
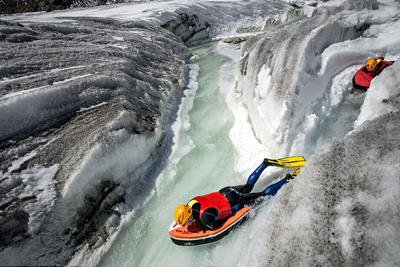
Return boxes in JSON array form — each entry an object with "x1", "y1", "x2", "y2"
[{"x1": 193, "y1": 192, "x2": 232, "y2": 222}]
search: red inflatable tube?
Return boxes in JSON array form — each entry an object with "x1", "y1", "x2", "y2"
[{"x1": 352, "y1": 66, "x2": 373, "y2": 90}]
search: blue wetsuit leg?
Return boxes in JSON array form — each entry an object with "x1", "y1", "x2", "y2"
[
  {"x1": 246, "y1": 163, "x2": 268, "y2": 189},
  {"x1": 263, "y1": 178, "x2": 288, "y2": 196},
  {"x1": 231, "y1": 178, "x2": 288, "y2": 213}
]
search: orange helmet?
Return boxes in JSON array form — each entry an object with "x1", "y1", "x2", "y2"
[
  {"x1": 366, "y1": 58, "x2": 377, "y2": 72},
  {"x1": 174, "y1": 204, "x2": 192, "y2": 225}
]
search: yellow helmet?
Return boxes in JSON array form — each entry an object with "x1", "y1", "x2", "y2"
[
  {"x1": 174, "y1": 204, "x2": 192, "y2": 225},
  {"x1": 366, "y1": 58, "x2": 377, "y2": 72}
]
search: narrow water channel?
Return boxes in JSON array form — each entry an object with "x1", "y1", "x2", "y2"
[{"x1": 98, "y1": 42, "x2": 241, "y2": 267}]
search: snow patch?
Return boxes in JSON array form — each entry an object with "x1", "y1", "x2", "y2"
[
  {"x1": 112, "y1": 36, "x2": 124, "y2": 41},
  {"x1": 20, "y1": 164, "x2": 58, "y2": 234},
  {"x1": 77, "y1": 101, "x2": 108, "y2": 113},
  {"x1": 334, "y1": 198, "x2": 356, "y2": 258}
]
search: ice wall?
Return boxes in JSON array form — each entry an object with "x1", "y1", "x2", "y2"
[
  {"x1": 0, "y1": 17, "x2": 188, "y2": 265},
  {"x1": 233, "y1": 0, "x2": 400, "y2": 266}
]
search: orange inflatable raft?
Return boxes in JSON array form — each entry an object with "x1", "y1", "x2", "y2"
[{"x1": 169, "y1": 206, "x2": 250, "y2": 246}]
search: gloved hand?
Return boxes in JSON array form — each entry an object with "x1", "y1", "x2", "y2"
[{"x1": 285, "y1": 173, "x2": 293, "y2": 180}]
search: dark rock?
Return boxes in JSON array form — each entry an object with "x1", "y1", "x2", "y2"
[
  {"x1": 72, "y1": 181, "x2": 125, "y2": 246},
  {"x1": 223, "y1": 36, "x2": 248, "y2": 44},
  {"x1": 0, "y1": 197, "x2": 18, "y2": 210},
  {"x1": 0, "y1": 209, "x2": 29, "y2": 246},
  {"x1": 0, "y1": 178, "x2": 23, "y2": 195},
  {"x1": 161, "y1": 13, "x2": 210, "y2": 44},
  {"x1": 19, "y1": 195, "x2": 37, "y2": 203}
]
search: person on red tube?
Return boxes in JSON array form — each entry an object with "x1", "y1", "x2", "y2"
[
  {"x1": 353, "y1": 57, "x2": 394, "y2": 90},
  {"x1": 173, "y1": 157, "x2": 305, "y2": 231}
]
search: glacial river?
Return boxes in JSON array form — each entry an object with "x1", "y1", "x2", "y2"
[{"x1": 97, "y1": 42, "x2": 250, "y2": 267}]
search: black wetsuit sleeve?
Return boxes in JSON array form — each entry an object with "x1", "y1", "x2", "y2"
[
  {"x1": 191, "y1": 203, "x2": 217, "y2": 231},
  {"x1": 239, "y1": 191, "x2": 266, "y2": 201},
  {"x1": 191, "y1": 202, "x2": 201, "y2": 222},
  {"x1": 220, "y1": 186, "x2": 265, "y2": 206},
  {"x1": 200, "y1": 208, "x2": 218, "y2": 231}
]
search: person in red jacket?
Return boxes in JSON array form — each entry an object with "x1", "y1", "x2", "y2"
[
  {"x1": 173, "y1": 158, "x2": 302, "y2": 231},
  {"x1": 352, "y1": 57, "x2": 394, "y2": 90}
]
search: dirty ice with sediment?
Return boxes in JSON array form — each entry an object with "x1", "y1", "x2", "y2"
[{"x1": 0, "y1": 0, "x2": 400, "y2": 266}]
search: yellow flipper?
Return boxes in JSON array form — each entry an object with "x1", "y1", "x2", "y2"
[
  {"x1": 266, "y1": 156, "x2": 306, "y2": 168},
  {"x1": 291, "y1": 167, "x2": 302, "y2": 178}
]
